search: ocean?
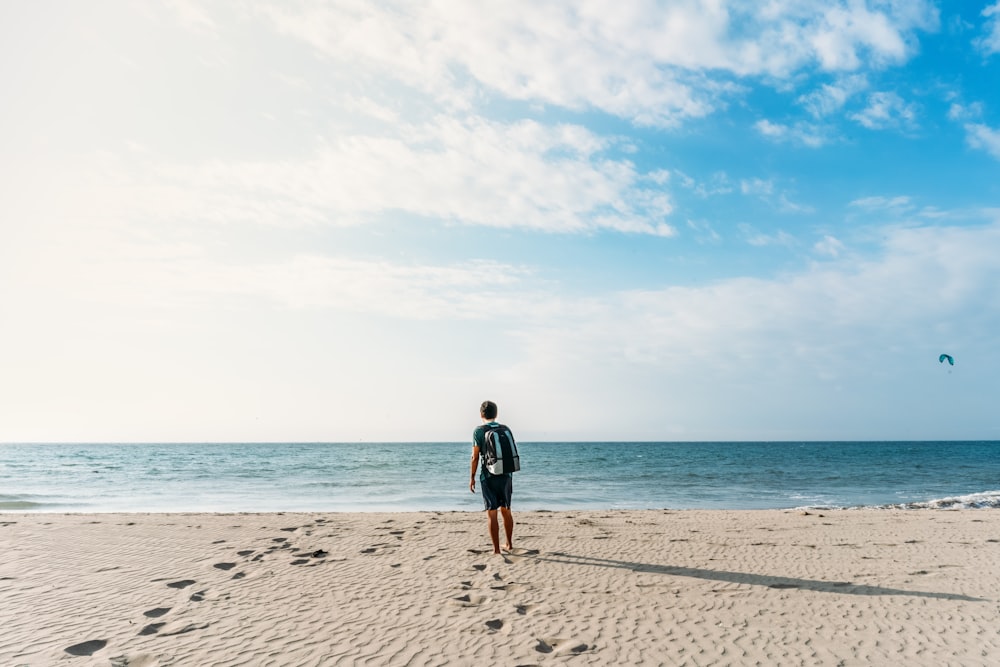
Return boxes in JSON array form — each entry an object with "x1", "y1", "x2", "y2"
[{"x1": 1, "y1": 441, "x2": 999, "y2": 513}]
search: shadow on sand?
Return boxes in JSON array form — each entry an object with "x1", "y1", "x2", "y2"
[{"x1": 526, "y1": 551, "x2": 985, "y2": 602}]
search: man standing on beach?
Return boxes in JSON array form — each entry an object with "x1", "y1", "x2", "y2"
[{"x1": 469, "y1": 400, "x2": 514, "y2": 554}]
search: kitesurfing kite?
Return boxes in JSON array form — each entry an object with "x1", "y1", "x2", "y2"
[{"x1": 939, "y1": 354, "x2": 954, "y2": 366}]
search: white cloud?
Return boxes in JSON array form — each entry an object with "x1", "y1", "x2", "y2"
[
  {"x1": 814, "y1": 234, "x2": 846, "y2": 257},
  {"x1": 965, "y1": 122, "x2": 1000, "y2": 159},
  {"x1": 975, "y1": 2, "x2": 1000, "y2": 56},
  {"x1": 738, "y1": 224, "x2": 797, "y2": 248},
  {"x1": 501, "y1": 221, "x2": 1000, "y2": 438},
  {"x1": 100, "y1": 116, "x2": 676, "y2": 236},
  {"x1": 159, "y1": 255, "x2": 548, "y2": 320},
  {"x1": 740, "y1": 177, "x2": 775, "y2": 196},
  {"x1": 689, "y1": 171, "x2": 734, "y2": 198},
  {"x1": 797, "y1": 74, "x2": 868, "y2": 117},
  {"x1": 849, "y1": 195, "x2": 912, "y2": 210},
  {"x1": 754, "y1": 119, "x2": 828, "y2": 147},
  {"x1": 777, "y1": 193, "x2": 814, "y2": 214},
  {"x1": 686, "y1": 218, "x2": 721, "y2": 244},
  {"x1": 947, "y1": 101, "x2": 983, "y2": 121},
  {"x1": 809, "y1": 4, "x2": 914, "y2": 70},
  {"x1": 253, "y1": 0, "x2": 939, "y2": 126},
  {"x1": 849, "y1": 91, "x2": 918, "y2": 130},
  {"x1": 5, "y1": 185, "x2": 1000, "y2": 440}
]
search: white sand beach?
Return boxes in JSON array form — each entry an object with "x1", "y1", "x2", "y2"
[{"x1": 2, "y1": 509, "x2": 999, "y2": 665}]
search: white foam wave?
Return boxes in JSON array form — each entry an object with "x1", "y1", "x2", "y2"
[
  {"x1": 885, "y1": 490, "x2": 1000, "y2": 510},
  {"x1": 799, "y1": 490, "x2": 1000, "y2": 511}
]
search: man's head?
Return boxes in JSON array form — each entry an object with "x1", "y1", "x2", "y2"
[{"x1": 480, "y1": 400, "x2": 498, "y2": 421}]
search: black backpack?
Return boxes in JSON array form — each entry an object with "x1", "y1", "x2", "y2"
[{"x1": 483, "y1": 424, "x2": 520, "y2": 475}]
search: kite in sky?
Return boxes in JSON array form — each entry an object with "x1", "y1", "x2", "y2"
[{"x1": 939, "y1": 354, "x2": 955, "y2": 366}]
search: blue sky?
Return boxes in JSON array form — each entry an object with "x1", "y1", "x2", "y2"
[{"x1": 2, "y1": 1, "x2": 999, "y2": 442}]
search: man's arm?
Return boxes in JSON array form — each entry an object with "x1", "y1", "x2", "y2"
[{"x1": 470, "y1": 445, "x2": 479, "y2": 493}]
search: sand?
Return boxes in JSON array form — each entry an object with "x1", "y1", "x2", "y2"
[{"x1": 2, "y1": 509, "x2": 999, "y2": 666}]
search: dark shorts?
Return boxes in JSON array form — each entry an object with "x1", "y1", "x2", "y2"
[{"x1": 481, "y1": 473, "x2": 512, "y2": 511}]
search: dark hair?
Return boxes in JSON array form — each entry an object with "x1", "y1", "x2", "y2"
[{"x1": 480, "y1": 400, "x2": 498, "y2": 420}]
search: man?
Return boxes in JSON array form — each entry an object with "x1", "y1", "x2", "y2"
[{"x1": 469, "y1": 400, "x2": 514, "y2": 554}]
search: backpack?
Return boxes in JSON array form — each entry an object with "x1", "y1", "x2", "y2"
[{"x1": 483, "y1": 424, "x2": 520, "y2": 475}]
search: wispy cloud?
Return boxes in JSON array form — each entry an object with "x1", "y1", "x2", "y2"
[
  {"x1": 975, "y1": 2, "x2": 1000, "y2": 56},
  {"x1": 754, "y1": 119, "x2": 829, "y2": 147},
  {"x1": 797, "y1": 74, "x2": 868, "y2": 117},
  {"x1": 105, "y1": 116, "x2": 676, "y2": 236},
  {"x1": 806, "y1": 2, "x2": 937, "y2": 70},
  {"x1": 740, "y1": 178, "x2": 775, "y2": 196},
  {"x1": 738, "y1": 224, "x2": 797, "y2": 248},
  {"x1": 498, "y1": 220, "x2": 1000, "y2": 436},
  {"x1": 850, "y1": 195, "x2": 913, "y2": 211},
  {"x1": 965, "y1": 122, "x2": 1000, "y2": 159},
  {"x1": 814, "y1": 234, "x2": 847, "y2": 257},
  {"x1": 849, "y1": 91, "x2": 918, "y2": 130},
  {"x1": 248, "y1": 0, "x2": 939, "y2": 127}
]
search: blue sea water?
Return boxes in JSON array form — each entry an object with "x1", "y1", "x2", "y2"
[{"x1": 1, "y1": 441, "x2": 999, "y2": 513}]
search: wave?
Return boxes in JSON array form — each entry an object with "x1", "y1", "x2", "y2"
[
  {"x1": 804, "y1": 490, "x2": 1000, "y2": 511},
  {"x1": 0, "y1": 493, "x2": 60, "y2": 511},
  {"x1": 0, "y1": 500, "x2": 49, "y2": 510},
  {"x1": 879, "y1": 490, "x2": 1000, "y2": 510}
]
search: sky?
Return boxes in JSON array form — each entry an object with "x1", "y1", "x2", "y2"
[{"x1": 2, "y1": 1, "x2": 999, "y2": 443}]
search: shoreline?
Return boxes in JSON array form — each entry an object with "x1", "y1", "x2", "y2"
[
  {"x1": 3, "y1": 509, "x2": 999, "y2": 665},
  {"x1": 7, "y1": 441, "x2": 1000, "y2": 516}
]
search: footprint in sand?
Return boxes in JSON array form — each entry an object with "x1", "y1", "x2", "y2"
[
  {"x1": 157, "y1": 621, "x2": 210, "y2": 637},
  {"x1": 65, "y1": 639, "x2": 107, "y2": 656},
  {"x1": 166, "y1": 579, "x2": 196, "y2": 589},
  {"x1": 231, "y1": 572, "x2": 246, "y2": 580},
  {"x1": 491, "y1": 582, "x2": 529, "y2": 592},
  {"x1": 110, "y1": 653, "x2": 159, "y2": 667},
  {"x1": 237, "y1": 550, "x2": 255, "y2": 556},
  {"x1": 451, "y1": 593, "x2": 486, "y2": 607},
  {"x1": 143, "y1": 607, "x2": 171, "y2": 618},
  {"x1": 485, "y1": 619, "x2": 504, "y2": 631},
  {"x1": 501, "y1": 548, "x2": 539, "y2": 564},
  {"x1": 137, "y1": 623, "x2": 165, "y2": 636},
  {"x1": 213, "y1": 562, "x2": 236, "y2": 571},
  {"x1": 534, "y1": 638, "x2": 589, "y2": 655}
]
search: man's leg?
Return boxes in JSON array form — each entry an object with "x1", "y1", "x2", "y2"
[
  {"x1": 500, "y1": 507, "x2": 514, "y2": 552},
  {"x1": 487, "y1": 509, "x2": 501, "y2": 554}
]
